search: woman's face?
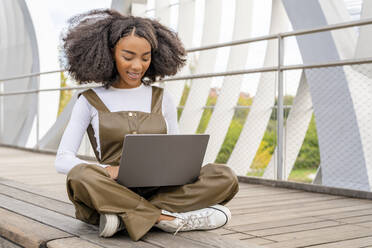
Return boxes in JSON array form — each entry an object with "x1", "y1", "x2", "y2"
[{"x1": 113, "y1": 33, "x2": 151, "y2": 88}]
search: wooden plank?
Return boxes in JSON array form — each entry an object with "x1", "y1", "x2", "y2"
[
  {"x1": 229, "y1": 199, "x2": 345, "y2": 216},
  {"x1": 142, "y1": 230, "x2": 213, "y2": 248},
  {"x1": 47, "y1": 237, "x2": 104, "y2": 248},
  {"x1": 236, "y1": 185, "x2": 298, "y2": 192},
  {"x1": 236, "y1": 184, "x2": 263, "y2": 189},
  {"x1": 221, "y1": 232, "x2": 254, "y2": 239},
  {"x1": 230, "y1": 198, "x2": 362, "y2": 216},
  {"x1": 79, "y1": 233, "x2": 157, "y2": 248},
  {"x1": 177, "y1": 231, "x2": 263, "y2": 248},
  {"x1": 0, "y1": 171, "x2": 61, "y2": 177},
  {"x1": 234, "y1": 187, "x2": 300, "y2": 196},
  {"x1": 233, "y1": 190, "x2": 324, "y2": 200},
  {"x1": 246, "y1": 220, "x2": 341, "y2": 237},
  {"x1": 266, "y1": 231, "x2": 372, "y2": 248},
  {"x1": 336, "y1": 215, "x2": 372, "y2": 224},
  {"x1": 239, "y1": 237, "x2": 275, "y2": 246},
  {"x1": 0, "y1": 177, "x2": 69, "y2": 203},
  {"x1": 227, "y1": 204, "x2": 372, "y2": 227},
  {"x1": 231, "y1": 190, "x2": 341, "y2": 202},
  {"x1": 314, "y1": 208, "x2": 372, "y2": 220},
  {"x1": 232, "y1": 191, "x2": 299, "y2": 200},
  {"x1": 306, "y1": 236, "x2": 372, "y2": 248},
  {"x1": 226, "y1": 195, "x2": 342, "y2": 210},
  {"x1": 266, "y1": 224, "x2": 371, "y2": 242},
  {"x1": 207, "y1": 228, "x2": 236, "y2": 235},
  {"x1": 0, "y1": 194, "x2": 98, "y2": 236},
  {"x1": 232, "y1": 191, "x2": 305, "y2": 200},
  {"x1": 230, "y1": 197, "x2": 372, "y2": 219},
  {"x1": 0, "y1": 208, "x2": 72, "y2": 248},
  {"x1": 0, "y1": 183, "x2": 75, "y2": 217},
  {"x1": 307, "y1": 204, "x2": 372, "y2": 218},
  {"x1": 0, "y1": 194, "x2": 160, "y2": 247},
  {"x1": 7, "y1": 176, "x2": 65, "y2": 187},
  {"x1": 227, "y1": 216, "x2": 323, "y2": 232},
  {"x1": 0, "y1": 236, "x2": 22, "y2": 248},
  {"x1": 355, "y1": 221, "x2": 372, "y2": 229}
]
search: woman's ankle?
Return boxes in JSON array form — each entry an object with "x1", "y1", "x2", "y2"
[{"x1": 156, "y1": 214, "x2": 176, "y2": 223}]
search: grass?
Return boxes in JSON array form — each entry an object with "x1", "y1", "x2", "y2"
[
  {"x1": 288, "y1": 168, "x2": 317, "y2": 183},
  {"x1": 247, "y1": 167, "x2": 318, "y2": 183},
  {"x1": 247, "y1": 169, "x2": 265, "y2": 177}
]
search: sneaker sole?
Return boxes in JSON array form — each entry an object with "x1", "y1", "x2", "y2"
[
  {"x1": 99, "y1": 214, "x2": 108, "y2": 237},
  {"x1": 99, "y1": 214, "x2": 119, "y2": 237}
]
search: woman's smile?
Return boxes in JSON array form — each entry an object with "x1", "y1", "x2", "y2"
[{"x1": 127, "y1": 71, "x2": 141, "y2": 80}]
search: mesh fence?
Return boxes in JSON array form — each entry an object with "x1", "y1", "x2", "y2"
[{"x1": 164, "y1": 62, "x2": 372, "y2": 190}]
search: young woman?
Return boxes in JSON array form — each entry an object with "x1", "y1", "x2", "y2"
[{"x1": 56, "y1": 9, "x2": 239, "y2": 242}]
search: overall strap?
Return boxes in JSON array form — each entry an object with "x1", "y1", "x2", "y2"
[
  {"x1": 87, "y1": 124, "x2": 101, "y2": 162},
  {"x1": 151, "y1": 86, "x2": 164, "y2": 114},
  {"x1": 78, "y1": 89, "x2": 110, "y2": 112}
]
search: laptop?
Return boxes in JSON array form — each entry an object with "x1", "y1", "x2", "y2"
[{"x1": 116, "y1": 134, "x2": 209, "y2": 187}]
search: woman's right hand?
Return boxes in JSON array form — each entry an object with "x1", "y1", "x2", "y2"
[{"x1": 105, "y1": 166, "x2": 120, "y2": 179}]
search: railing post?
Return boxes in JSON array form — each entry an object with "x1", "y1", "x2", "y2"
[
  {"x1": 0, "y1": 82, "x2": 3, "y2": 141},
  {"x1": 36, "y1": 88, "x2": 40, "y2": 150},
  {"x1": 276, "y1": 34, "x2": 284, "y2": 180}
]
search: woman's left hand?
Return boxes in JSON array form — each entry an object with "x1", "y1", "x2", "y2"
[{"x1": 105, "y1": 166, "x2": 120, "y2": 179}]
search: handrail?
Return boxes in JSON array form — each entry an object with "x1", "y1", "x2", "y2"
[
  {"x1": 0, "y1": 70, "x2": 64, "y2": 82},
  {"x1": 2, "y1": 56, "x2": 372, "y2": 96},
  {"x1": 187, "y1": 17, "x2": 372, "y2": 52}
]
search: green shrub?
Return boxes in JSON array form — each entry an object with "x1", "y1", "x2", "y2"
[
  {"x1": 293, "y1": 115, "x2": 320, "y2": 169},
  {"x1": 215, "y1": 119, "x2": 244, "y2": 163},
  {"x1": 57, "y1": 72, "x2": 72, "y2": 116}
]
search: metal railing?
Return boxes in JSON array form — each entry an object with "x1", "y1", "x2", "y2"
[{"x1": 1, "y1": 17, "x2": 372, "y2": 180}]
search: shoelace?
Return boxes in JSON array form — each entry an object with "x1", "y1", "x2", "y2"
[{"x1": 173, "y1": 211, "x2": 214, "y2": 236}]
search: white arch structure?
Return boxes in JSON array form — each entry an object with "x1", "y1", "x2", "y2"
[
  {"x1": 0, "y1": 0, "x2": 39, "y2": 147},
  {"x1": 2, "y1": 0, "x2": 372, "y2": 191},
  {"x1": 228, "y1": 0, "x2": 290, "y2": 174},
  {"x1": 162, "y1": 0, "x2": 195, "y2": 106},
  {"x1": 178, "y1": 0, "x2": 223, "y2": 134},
  {"x1": 202, "y1": 0, "x2": 254, "y2": 165}
]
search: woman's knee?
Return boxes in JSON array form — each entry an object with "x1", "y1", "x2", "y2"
[
  {"x1": 203, "y1": 163, "x2": 239, "y2": 191},
  {"x1": 67, "y1": 163, "x2": 98, "y2": 185}
]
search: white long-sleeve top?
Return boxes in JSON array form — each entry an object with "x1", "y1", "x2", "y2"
[{"x1": 55, "y1": 84, "x2": 179, "y2": 174}]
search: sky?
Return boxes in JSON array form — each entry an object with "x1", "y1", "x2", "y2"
[{"x1": 46, "y1": 0, "x2": 112, "y2": 35}]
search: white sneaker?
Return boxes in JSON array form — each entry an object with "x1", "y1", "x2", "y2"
[
  {"x1": 99, "y1": 214, "x2": 125, "y2": 237},
  {"x1": 155, "y1": 205, "x2": 231, "y2": 235}
]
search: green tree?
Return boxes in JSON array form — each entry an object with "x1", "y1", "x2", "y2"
[
  {"x1": 177, "y1": 82, "x2": 190, "y2": 120},
  {"x1": 293, "y1": 115, "x2": 320, "y2": 169},
  {"x1": 215, "y1": 119, "x2": 244, "y2": 163},
  {"x1": 57, "y1": 72, "x2": 72, "y2": 116},
  {"x1": 196, "y1": 90, "x2": 217, "y2": 133}
]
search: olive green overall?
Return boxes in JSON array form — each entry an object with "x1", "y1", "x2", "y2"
[{"x1": 66, "y1": 86, "x2": 239, "y2": 241}]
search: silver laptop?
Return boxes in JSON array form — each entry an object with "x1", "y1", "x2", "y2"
[{"x1": 116, "y1": 134, "x2": 209, "y2": 187}]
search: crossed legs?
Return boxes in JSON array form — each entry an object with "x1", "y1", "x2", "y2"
[{"x1": 66, "y1": 163, "x2": 239, "y2": 241}]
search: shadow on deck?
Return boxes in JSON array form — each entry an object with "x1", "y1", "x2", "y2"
[{"x1": 1, "y1": 146, "x2": 372, "y2": 248}]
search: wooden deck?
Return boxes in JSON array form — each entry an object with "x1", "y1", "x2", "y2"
[{"x1": 1, "y1": 146, "x2": 372, "y2": 248}]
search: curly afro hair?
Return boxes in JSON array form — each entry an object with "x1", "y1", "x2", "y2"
[{"x1": 61, "y1": 9, "x2": 186, "y2": 88}]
